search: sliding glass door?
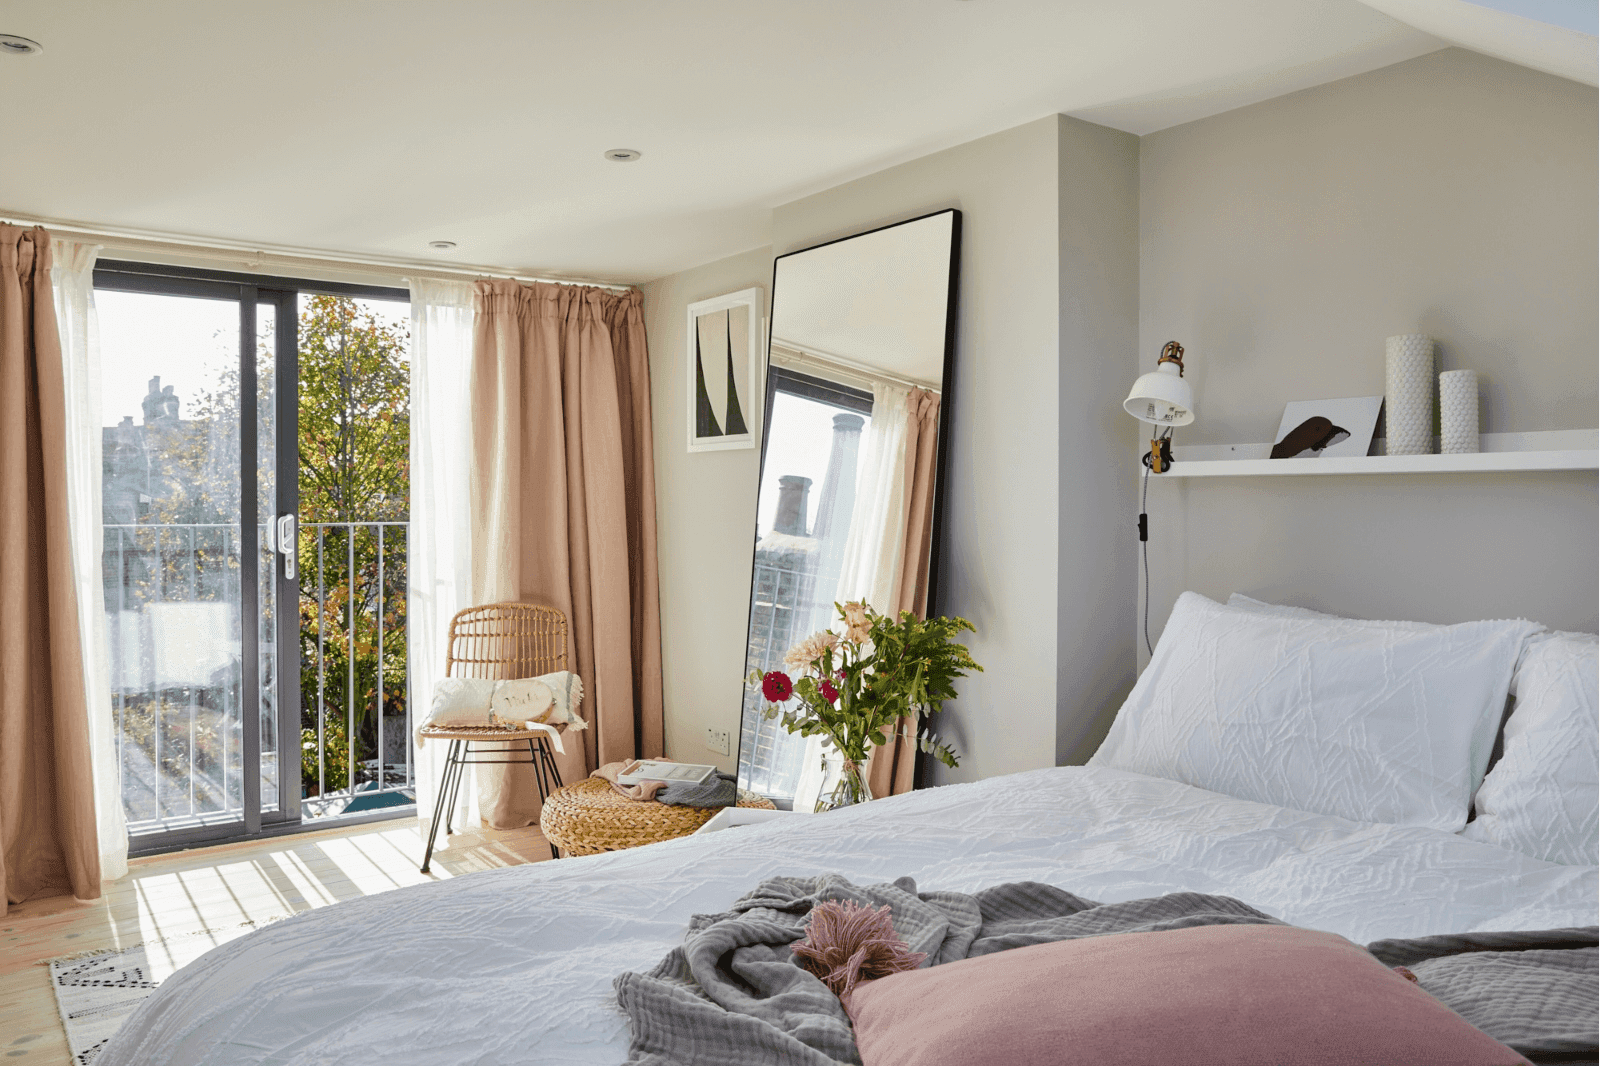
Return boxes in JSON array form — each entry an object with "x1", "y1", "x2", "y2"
[{"x1": 95, "y1": 262, "x2": 412, "y2": 853}]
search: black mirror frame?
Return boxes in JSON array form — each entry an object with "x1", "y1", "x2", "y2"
[{"x1": 735, "y1": 207, "x2": 962, "y2": 797}]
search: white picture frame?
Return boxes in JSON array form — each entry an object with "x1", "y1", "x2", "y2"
[{"x1": 686, "y1": 287, "x2": 763, "y2": 452}]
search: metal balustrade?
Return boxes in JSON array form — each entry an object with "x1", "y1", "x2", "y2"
[
  {"x1": 300, "y1": 521, "x2": 412, "y2": 820},
  {"x1": 738, "y1": 558, "x2": 813, "y2": 798},
  {"x1": 105, "y1": 521, "x2": 411, "y2": 832}
]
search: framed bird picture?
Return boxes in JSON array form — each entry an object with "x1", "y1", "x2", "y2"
[
  {"x1": 686, "y1": 288, "x2": 763, "y2": 453},
  {"x1": 1271, "y1": 396, "x2": 1383, "y2": 459}
]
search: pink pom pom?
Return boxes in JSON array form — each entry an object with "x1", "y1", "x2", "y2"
[{"x1": 792, "y1": 900, "x2": 926, "y2": 1000}]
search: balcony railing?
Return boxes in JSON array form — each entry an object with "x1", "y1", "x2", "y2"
[
  {"x1": 300, "y1": 521, "x2": 412, "y2": 820},
  {"x1": 738, "y1": 558, "x2": 814, "y2": 798},
  {"x1": 105, "y1": 521, "x2": 411, "y2": 834}
]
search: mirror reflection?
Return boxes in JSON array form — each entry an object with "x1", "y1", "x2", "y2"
[{"x1": 738, "y1": 210, "x2": 960, "y2": 807}]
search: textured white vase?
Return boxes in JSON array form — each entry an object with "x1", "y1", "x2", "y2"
[
  {"x1": 1385, "y1": 334, "x2": 1435, "y2": 456},
  {"x1": 1439, "y1": 369, "x2": 1479, "y2": 454}
]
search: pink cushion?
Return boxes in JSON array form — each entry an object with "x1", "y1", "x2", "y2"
[{"x1": 845, "y1": 924, "x2": 1529, "y2": 1066}]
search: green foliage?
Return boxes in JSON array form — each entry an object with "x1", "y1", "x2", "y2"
[
  {"x1": 748, "y1": 603, "x2": 982, "y2": 769},
  {"x1": 294, "y1": 296, "x2": 410, "y2": 792},
  {"x1": 296, "y1": 294, "x2": 409, "y2": 524},
  {"x1": 302, "y1": 715, "x2": 350, "y2": 795}
]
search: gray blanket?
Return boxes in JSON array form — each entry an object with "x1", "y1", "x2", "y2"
[
  {"x1": 613, "y1": 874, "x2": 1599, "y2": 1066},
  {"x1": 659, "y1": 770, "x2": 737, "y2": 809},
  {"x1": 1369, "y1": 929, "x2": 1600, "y2": 1064}
]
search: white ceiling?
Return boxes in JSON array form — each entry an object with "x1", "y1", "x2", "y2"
[{"x1": 0, "y1": 1, "x2": 1581, "y2": 285}]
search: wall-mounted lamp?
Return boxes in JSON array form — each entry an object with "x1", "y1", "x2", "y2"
[
  {"x1": 1124, "y1": 341, "x2": 1193, "y2": 654},
  {"x1": 1123, "y1": 340, "x2": 1193, "y2": 473}
]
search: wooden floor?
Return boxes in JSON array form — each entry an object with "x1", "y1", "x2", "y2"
[{"x1": 0, "y1": 817, "x2": 554, "y2": 1063}]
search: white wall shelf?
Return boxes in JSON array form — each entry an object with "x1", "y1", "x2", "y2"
[{"x1": 1155, "y1": 430, "x2": 1599, "y2": 479}]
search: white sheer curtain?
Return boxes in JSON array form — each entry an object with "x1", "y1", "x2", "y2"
[
  {"x1": 406, "y1": 278, "x2": 479, "y2": 829},
  {"x1": 52, "y1": 238, "x2": 128, "y2": 882},
  {"x1": 834, "y1": 381, "x2": 912, "y2": 615},
  {"x1": 793, "y1": 381, "x2": 913, "y2": 811}
]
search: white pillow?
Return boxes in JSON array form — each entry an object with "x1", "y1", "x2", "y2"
[
  {"x1": 1460, "y1": 631, "x2": 1598, "y2": 865},
  {"x1": 1090, "y1": 592, "x2": 1540, "y2": 831},
  {"x1": 422, "y1": 671, "x2": 587, "y2": 732},
  {"x1": 1227, "y1": 594, "x2": 1431, "y2": 630}
]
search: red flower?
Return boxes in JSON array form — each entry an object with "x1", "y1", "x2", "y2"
[
  {"x1": 819, "y1": 680, "x2": 840, "y2": 704},
  {"x1": 762, "y1": 670, "x2": 794, "y2": 702}
]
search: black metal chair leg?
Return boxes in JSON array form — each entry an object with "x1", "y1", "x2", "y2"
[
  {"x1": 420, "y1": 741, "x2": 462, "y2": 874},
  {"x1": 443, "y1": 740, "x2": 467, "y2": 836},
  {"x1": 538, "y1": 736, "x2": 564, "y2": 789},
  {"x1": 422, "y1": 732, "x2": 572, "y2": 868},
  {"x1": 526, "y1": 739, "x2": 561, "y2": 860},
  {"x1": 526, "y1": 739, "x2": 548, "y2": 802}
]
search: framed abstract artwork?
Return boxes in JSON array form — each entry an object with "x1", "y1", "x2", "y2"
[{"x1": 686, "y1": 287, "x2": 762, "y2": 452}]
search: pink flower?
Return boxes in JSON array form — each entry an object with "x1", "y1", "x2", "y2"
[
  {"x1": 819, "y1": 679, "x2": 839, "y2": 704},
  {"x1": 762, "y1": 670, "x2": 794, "y2": 702},
  {"x1": 786, "y1": 631, "x2": 839, "y2": 670}
]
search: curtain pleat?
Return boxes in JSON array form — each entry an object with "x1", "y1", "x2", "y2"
[
  {"x1": 866, "y1": 386, "x2": 942, "y2": 799},
  {"x1": 0, "y1": 225, "x2": 101, "y2": 912},
  {"x1": 469, "y1": 281, "x2": 664, "y2": 828}
]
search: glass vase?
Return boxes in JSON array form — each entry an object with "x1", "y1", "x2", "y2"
[{"x1": 816, "y1": 758, "x2": 873, "y2": 812}]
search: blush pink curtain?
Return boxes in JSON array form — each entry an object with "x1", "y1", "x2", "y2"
[
  {"x1": 0, "y1": 225, "x2": 101, "y2": 913},
  {"x1": 867, "y1": 387, "x2": 941, "y2": 799},
  {"x1": 469, "y1": 280, "x2": 664, "y2": 828}
]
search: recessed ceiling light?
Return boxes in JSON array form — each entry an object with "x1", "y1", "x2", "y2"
[
  {"x1": 428, "y1": 240, "x2": 457, "y2": 251},
  {"x1": 604, "y1": 148, "x2": 642, "y2": 163},
  {"x1": 0, "y1": 34, "x2": 42, "y2": 55}
]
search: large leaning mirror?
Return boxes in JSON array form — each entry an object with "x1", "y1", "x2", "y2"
[{"x1": 736, "y1": 209, "x2": 961, "y2": 808}]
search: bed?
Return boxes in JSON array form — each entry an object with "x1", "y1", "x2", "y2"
[
  {"x1": 103, "y1": 595, "x2": 1599, "y2": 1063},
  {"x1": 99, "y1": 763, "x2": 1598, "y2": 1065}
]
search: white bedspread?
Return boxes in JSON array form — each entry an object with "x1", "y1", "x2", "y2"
[{"x1": 101, "y1": 766, "x2": 1599, "y2": 1065}]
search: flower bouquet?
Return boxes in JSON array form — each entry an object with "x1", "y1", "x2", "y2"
[{"x1": 747, "y1": 601, "x2": 982, "y2": 811}]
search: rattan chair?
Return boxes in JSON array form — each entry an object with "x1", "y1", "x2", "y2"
[{"x1": 419, "y1": 602, "x2": 570, "y2": 872}]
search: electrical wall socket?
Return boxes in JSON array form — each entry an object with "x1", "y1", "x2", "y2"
[{"x1": 705, "y1": 728, "x2": 731, "y2": 757}]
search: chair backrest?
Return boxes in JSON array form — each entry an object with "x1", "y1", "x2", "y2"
[{"x1": 445, "y1": 603, "x2": 569, "y2": 681}]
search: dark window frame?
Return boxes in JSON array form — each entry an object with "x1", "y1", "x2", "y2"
[{"x1": 95, "y1": 260, "x2": 413, "y2": 858}]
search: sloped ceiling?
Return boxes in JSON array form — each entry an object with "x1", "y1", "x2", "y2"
[
  {"x1": 1357, "y1": 0, "x2": 1597, "y2": 84},
  {"x1": 0, "y1": 1, "x2": 1582, "y2": 283}
]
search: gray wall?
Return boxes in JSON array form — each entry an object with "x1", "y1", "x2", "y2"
[
  {"x1": 1137, "y1": 48, "x2": 1598, "y2": 665},
  {"x1": 641, "y1": 246, "x2": 771, "y2": 773},
  {"x1": 641, "y1": 47, "x2": 1597, "y2": 784},
  {"x1": 642, "y1": 114, "x2": 1141, "y2": 783},
  {"x1": 770, "y1": 116, "x2": 1066, "y2": 785},
  {"x1": 1056, "y1": 115, "x2": 1140, "y2": 766}
]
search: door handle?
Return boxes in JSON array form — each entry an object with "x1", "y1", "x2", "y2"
[{"x1": 276, "y1": 513, "x2": 296, "y2": 580}]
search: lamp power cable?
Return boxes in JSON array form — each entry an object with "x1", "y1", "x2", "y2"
[{"x1": 1138, "y1": 426, "x2": 1172, "y2": 656}]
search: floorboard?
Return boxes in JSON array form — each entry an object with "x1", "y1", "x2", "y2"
[{"x1": 0, "y1": 817, "x2": 554, "y2": 1063}]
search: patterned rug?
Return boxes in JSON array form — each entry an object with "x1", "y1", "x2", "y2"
[
  {"x1": 48, "y1": 944, "x2": 161, "y2": 1065},
  {"x1": 48, "y1": 919, "x2": 283, "y2": 1064}
]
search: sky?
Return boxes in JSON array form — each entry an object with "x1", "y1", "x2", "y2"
[
  {"x1": 755, "y1": 391, "x2": 871, "y2": 540},
  {"x1": 97, "y1": 290, "x2": 409, "y2": 430}
]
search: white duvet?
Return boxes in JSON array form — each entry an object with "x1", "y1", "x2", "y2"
[{"x1": 101, "y1": 766, "x2": 1599, "y2": 1065}]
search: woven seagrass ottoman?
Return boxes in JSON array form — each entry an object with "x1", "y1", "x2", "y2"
[{"x1": 540, "y1": 777, "x2": 775, "y2": 856}]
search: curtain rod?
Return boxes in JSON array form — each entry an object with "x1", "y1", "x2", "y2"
[
  {"x1": 0, "y1": 212, "x2": 636, "y2": 292},
  {"x1": 769, "y1": 338, "x2": 942, "y2": 393}
]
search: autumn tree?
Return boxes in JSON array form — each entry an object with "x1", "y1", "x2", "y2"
[{"x1": 295, "y1": 295, "x2": 410, "y2": 796}]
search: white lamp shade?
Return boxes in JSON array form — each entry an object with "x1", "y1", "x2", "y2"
[{"x1": 1123, "y1": 362, "x2": 1194, "y2": 426}]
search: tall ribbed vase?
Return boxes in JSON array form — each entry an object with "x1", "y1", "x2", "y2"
[
  {"x1": 1385, "y1": 334, "x2": 1435, "y2": 456},
  {"x1": 1439, "y1": 369, "x2": 1480, "y2": 454}
]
